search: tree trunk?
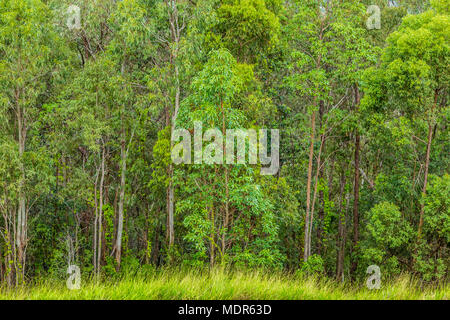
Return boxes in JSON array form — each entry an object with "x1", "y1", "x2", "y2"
[
  {"x1": 336, "y1": 169, "x2": 347, "y2": 282},
  {"x1": 316, "y1": 100, "x2": 326, "y2": 256},
  {"x1": 93, "y1": 170, "x2": 99, "y2": 274},
  {"x1": 167, "y1": 178, "x2": 175, "y2": 247},
  {"x1": 97, "y1": 145, "x2": 105, "y2": 278},
  {"x1": 351, "y1": 84, "x2": 361, "y2": 277},
  {"x1": 307, "y1": 133, "x2": 325, "y2": 258},
  {"x1": 16, "y1": 105, "x2": 27, "y2": 284},
  {"x1": 303, "y1": 16, "x2": 324, "y2": 262},
  {"x1": 417, "y1": 122, "x2": 434, "y2": 238},
  {"x1": 3, "y1": 214, "x2": 13, "y2": 287},
  {"x1": 304, "y1": 109, "x2": 316, "y2": 262},
  {"x1": 115, "y1": 57, "x2": 129, "y2": 270},
  {"x1": 115, "y1": 127, "x2": 126, "y2": 270},
  {"x1": 221, "y1": 99, "x2": 229, "y2": 259},
  {"x1": 152, "y1": 208, "x2": 161, "y2": 266},
  {"x1": 210, "y1": 204, "x2": 215, "y2": 267}
]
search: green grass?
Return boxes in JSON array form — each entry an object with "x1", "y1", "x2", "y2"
[{"x1": 1, "y1": 269, "x2": 448, "y2": 300}]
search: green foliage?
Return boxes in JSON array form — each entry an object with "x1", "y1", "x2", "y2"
[
  {"x1": 422, "y1": 174, "x2": 450, "y2": 242},
  {"x1": 0, "y1": 0, "x2": 448, "y2": 289},
  {"x1": 414, "y1": 174, "x2": 450, "y2": 281},
  {"x1": 216, "y1": 0, "x2": 281, "y2": 62},
  {"x1": 300, "y1": 254, "x2": 325, "y2": 276},
  {"x1": 362, "y1": 2, "x2": 449, "y2": 117},
  {"x1": 361, "y1": 202, "x2": 413, "y2": 276}
]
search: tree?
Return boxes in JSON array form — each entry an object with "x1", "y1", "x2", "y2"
[
  {"x1": 0, "y1": 0, "x2": 68, "y2": 284},
  {"x1": 286, "y1": 0, "x2": 375, "y2": 266},
  {"x1": 362, "y1": 0, "x2": 449, "y2": 239}
]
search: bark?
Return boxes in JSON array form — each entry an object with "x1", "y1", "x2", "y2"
[
  {"x1": 97, "y1": 145, "x2": 106, "y2": 278},
  {"x1": 221, "y1": 99, "x2": 229, "y2": 257},
  {"x1": 167, "y1": 179, "x2": 175, "y2": 247},
  {"x1": 304, "y1": 109, "x2": 316, "y2": 262},
  {"x1": 115, "y1": 58, "x2": 128, "y2": 270},
  {"x1": 417, "y1": 122, "x2": 434, "y2": 238},
  {"x1": 307, "y1": 133, "x2": 325, "y2": 258},
  {"x1": 417, "y1": 90, "x2": 439, "y2": 239},
  {"x1": 115, "y1": 127, "x2": 126, "y2": 270},
  {"x1": 152, "y1": 207, "x2": 162, "y2": 266},
  {"x1": 336, "y1": 169, "x2": 347, "y2": 282},
  {"x1": 303, "y1": 14, "x2": 324, "y2": 262},
  {"x1": 166, "y1": 0, "x2": 183, "y2": 250},
  {"x1": 3, "y1": 213, "x2": 13, "y2": 287},
  {"x1": 16, "y1": 102, "x2": 27, "y2": 284},
  {"x1": 316, "y1": 100, "x2": 326, "y2": 256},
  {"x1": 209, "y1": 204, "x2": 215, "y2": 267},
  {"x1": 93, "y1": 171, "x2": 99, "y2": 273},
  {"x1": 351, "y1": 84, "x2": 361, "y2": 276}
]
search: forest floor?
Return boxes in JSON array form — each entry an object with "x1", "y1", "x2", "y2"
[{"x1": 0, "y1": 269, "x2": 448, "y2": 300}]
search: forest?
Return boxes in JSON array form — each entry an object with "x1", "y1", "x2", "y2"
[{"x1": 0, "y1": 0, "x2": 448, "y2": 298}]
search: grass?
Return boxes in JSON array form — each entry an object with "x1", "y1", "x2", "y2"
[{"x1": 0, "y1": 269, "x2": 448, "y2": 300}]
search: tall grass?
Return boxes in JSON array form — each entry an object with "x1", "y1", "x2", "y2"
[{"x1": 0, "y1": 268, "x2": 448, "y2": 300}]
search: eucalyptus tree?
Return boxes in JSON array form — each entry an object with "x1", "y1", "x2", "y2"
[
  {"x1": 285, "y1": 0, "x2": 376, "y2": 270},
  {"x1": 50, "y1": 0, "x2": 116, "y2": 65},
  {"x1": 362, "y1": 0, "x2": 449, "y2": 239},
  {"x1": 215, "y1": 0, "x2": 281, "y2": 63},
  {"x1": 174, "y1": 49, "x2": 282, "y2": 267},
  {"x1": 142, "y1": 0, "x2": 193, "y2": 253},
  {"x1": 107, "y1": 0, "x2": 153, "y2": 270},
  {"x1": 0, "y1": 0, "x2": 69, "y2": 284}
]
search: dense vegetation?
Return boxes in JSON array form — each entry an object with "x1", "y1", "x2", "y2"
[{"x1": 0, "y1": 0, "x2": 448, "y2": 294}]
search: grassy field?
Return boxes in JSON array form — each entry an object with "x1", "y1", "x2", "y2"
[{"x1": 1, "y1": 269, "x2": 448, "y2": 300}]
